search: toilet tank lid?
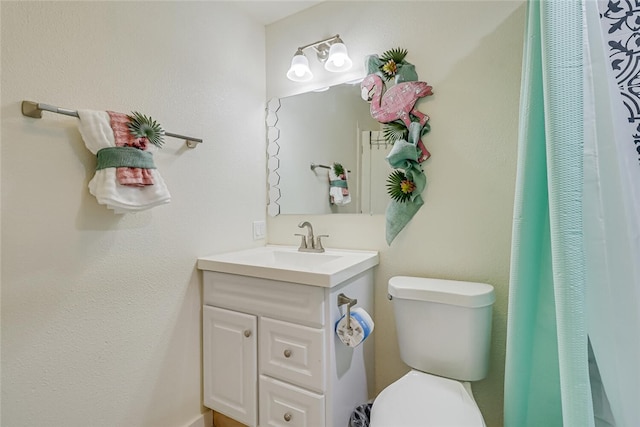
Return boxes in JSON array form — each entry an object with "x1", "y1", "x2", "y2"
[{"x1": 388, "y1": 276, "x2": 495, "y2": 307}]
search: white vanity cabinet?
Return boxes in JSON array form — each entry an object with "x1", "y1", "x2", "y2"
[{"x1": 200, "y1": 252, "x2": 376, "y2": 427}]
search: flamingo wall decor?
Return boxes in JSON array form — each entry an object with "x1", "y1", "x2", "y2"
[
  {"x1": 360, "y1": 48, "x2": 434, "y2": 244},
  {"x1": 361, "y1": 74, "x2": 433, "y2": 162}
]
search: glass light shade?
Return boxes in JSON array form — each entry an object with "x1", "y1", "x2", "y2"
[
  {"x1": 325, "y1": 42, "x2": 353, "y2": 72},
  {"x1": 286, "y1": 52, "x2": 313, "y2": 82}
]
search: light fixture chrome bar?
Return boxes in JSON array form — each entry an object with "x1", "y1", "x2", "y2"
[
  {"x1": 297, "y1": 34, "x2": 341, "y2": 52},
  {"x1": 21, "y1": 100, "x2": 203, "y2": 148}
]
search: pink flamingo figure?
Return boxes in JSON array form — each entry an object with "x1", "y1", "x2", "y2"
[{"x1": 361, "y1": 74, "x2": 433, "y2": 162}]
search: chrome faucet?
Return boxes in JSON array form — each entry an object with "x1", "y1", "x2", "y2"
[{"x1": 295, "y1": 221, "x2": 328, "y2": 253}]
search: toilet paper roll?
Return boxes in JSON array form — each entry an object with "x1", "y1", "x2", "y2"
[{"x1": 335, "y1": 307, "x2": 374, "y2": 347}]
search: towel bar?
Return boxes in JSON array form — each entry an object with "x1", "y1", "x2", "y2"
[
  {"x1": 21, "y1": 100, "x2": 203, "y2": 148},
  {"x1": 310, "y1": 162, "x2": 351, "y2": 173}
]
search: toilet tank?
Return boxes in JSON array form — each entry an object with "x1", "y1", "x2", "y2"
[{"x1": 388, "y1": 276, "x2": 495, "y2": 381}]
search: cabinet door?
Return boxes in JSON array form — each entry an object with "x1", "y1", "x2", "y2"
[{"x1": 203, "y1": 306, "x2": 257, "y2": 427}]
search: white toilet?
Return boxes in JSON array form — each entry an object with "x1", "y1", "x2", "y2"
[{"x1": 370, "y1": 276, "x2": 495, "y2": 427}]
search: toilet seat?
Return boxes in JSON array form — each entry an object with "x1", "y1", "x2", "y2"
[{"x1": 369, "y1": 370, "x2": 485, "y2": 427}]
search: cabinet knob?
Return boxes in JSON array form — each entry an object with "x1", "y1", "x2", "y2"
[
  {"x1": 283, "y1": 412, "x2": 292, "y2": 422},
  {"x1": 243, "y1": 329, "x2": 252, "y2": 338},
  {"x1": 283, "y1": 349, "x2": 292, "y2": 358}
]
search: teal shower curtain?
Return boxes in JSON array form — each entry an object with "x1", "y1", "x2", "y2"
[{"x1": 504, "y1": 1, "x2": 595, "y2": 426}]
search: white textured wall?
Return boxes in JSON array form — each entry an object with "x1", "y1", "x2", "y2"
[
  {"x1": 266, "y1": 2, "x2": 526, "y2": 426},
  {"x1": 1, "y1": 2, "x2": 266, "y2": 426}
]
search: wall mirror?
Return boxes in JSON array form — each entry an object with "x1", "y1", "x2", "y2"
[{"x1": 267, "y1": 82, "x2": 395, "y2": 216}]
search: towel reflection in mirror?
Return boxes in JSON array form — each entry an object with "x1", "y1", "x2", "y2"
[{"x1": 329, "y1": 162, "x2": 351, "y2": 206}]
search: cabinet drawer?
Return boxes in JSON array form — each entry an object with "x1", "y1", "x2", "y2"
[
  {"x1": 203, "y1": 272, "x2": 325, "y2": 327},
  {"x1": 259, "y1": 375, "x2": 325, "y2": 427},
  {"x1": 259, "y1": 317, "x2": 325, "y2": 393}
]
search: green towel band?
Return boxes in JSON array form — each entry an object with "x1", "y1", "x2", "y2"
[
  {"x1": 96, "y1": 147, "x2": 156, "y2": 170},
  {"x1": 330, "y1": 180, "x2": 348, "y2": 188}
]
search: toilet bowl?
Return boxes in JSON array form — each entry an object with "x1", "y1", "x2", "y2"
[
  {"x1": 369, "y1": 371, "x2": 485, "y2": 427},
  {"x1": 369, "y1": 276, "x2": 495, "y2": 427}
]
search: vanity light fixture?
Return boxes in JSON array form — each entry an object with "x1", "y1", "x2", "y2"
[{"x1": 286, "y1": 34, "x2": 353, "y2": 82}]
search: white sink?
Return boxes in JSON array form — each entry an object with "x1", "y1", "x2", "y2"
[{"x1": 197, "y1": 245, "x2": 379, "y2": 287}]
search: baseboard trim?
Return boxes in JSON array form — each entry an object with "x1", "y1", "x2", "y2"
[{"x1": 184, "y1": 410, "x2": 213, "y2": 427}]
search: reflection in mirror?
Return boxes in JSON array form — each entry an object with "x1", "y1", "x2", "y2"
[{"x1": 267, "y1": 83, "x2": 394, "y2": 216}]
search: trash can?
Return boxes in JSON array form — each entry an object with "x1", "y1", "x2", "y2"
[{"x1": 349, "y1": 402, "x2": 373, "y2": 427}]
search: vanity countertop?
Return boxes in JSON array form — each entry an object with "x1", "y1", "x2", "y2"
[{"x1": 197, "y1": 245, "x2": 379, "y2": 287}]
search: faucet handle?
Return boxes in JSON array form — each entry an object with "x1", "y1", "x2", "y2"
[
  {"x1": 294, "y1": 233, "x2": 307, "y2": 249},
  {"x1": 315, "y1": 235, "x2": 329, "y2": 252}
]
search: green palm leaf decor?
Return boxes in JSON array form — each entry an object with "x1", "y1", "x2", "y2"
[
  {"x1": 386, "y1": 170, "x2": 416, "y2": 203},
  {"x1": 127, "y1": 112, "x2": 165, "y2": 148},
  {"x1": 333, "y1": 163, "x2": 345, "y2": 176},
  {"x1": 380, "y1": 48, "x2": 408, "y2": 64},
  {"x1": 382, "y1": 121, "x2": 409, "y2": 143}
]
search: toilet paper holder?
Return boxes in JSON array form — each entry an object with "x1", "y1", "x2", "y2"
[{"x1": 337, "y1": 293, "x2": 357, "y2": 331}]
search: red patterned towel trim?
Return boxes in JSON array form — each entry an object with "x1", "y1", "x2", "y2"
[{"x1": 107, "y1": 111, "x2": 154, "y2": 186}]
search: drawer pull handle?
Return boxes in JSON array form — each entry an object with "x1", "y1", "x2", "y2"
[
  {"x1": 284, "y1": 412, "x2": 292, "y2": 422},
  {"x1": 284, "y1": 349, "x2": 292, "y2": 358},
  {"x1": 243, "y1": 329, "x2": 252, "y2": 338}
]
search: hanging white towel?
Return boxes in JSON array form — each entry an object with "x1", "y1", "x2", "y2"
[
  {"x1": 77, "y1": 110, "x2": 171, "y2": 213},
  {"x1": 329, "y1": 163, "x2": 351, "y2": 206}
]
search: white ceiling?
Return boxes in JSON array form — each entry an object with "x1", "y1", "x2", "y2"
[{"x1": 231, "y1": 1, "x2": 324, "y2": 25}]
